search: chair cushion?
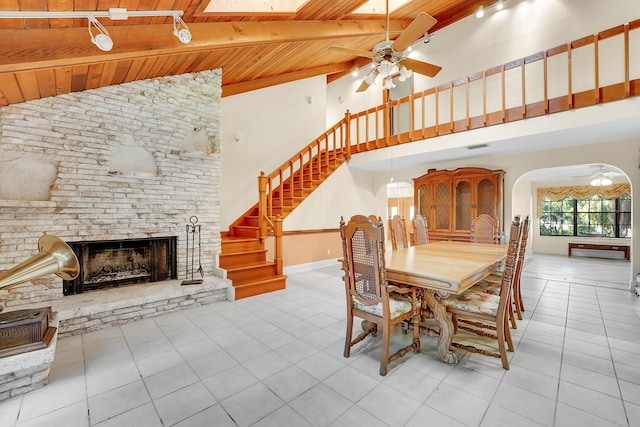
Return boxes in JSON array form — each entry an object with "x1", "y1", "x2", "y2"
[
  {"x1": 473, "y1": 279, "x2": 500, "y2": 295},
  {"x1": 353, "y1": 298, "x2": 413, "y2": 319},
  {"x1": 441, "y1": 290, "x2": 500, "y2": 316},
  {"x1": 481, "y1": 272, "x2": 502, "y2": 283}
]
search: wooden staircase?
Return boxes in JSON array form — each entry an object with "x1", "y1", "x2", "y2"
[{"x1": 220, "y1": 140, "x2": 349, "y2": 299}]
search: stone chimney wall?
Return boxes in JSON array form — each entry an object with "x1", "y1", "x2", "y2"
[{"x1": 0, "y1": 70, "x2": 222, "y2": 308}]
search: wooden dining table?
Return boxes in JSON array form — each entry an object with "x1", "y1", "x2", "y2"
[{"x1": 385, "y1": 241, "x2": 507, "y2": 364}]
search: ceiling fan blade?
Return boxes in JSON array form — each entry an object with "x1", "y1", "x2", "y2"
[
  {"x1": 392, "y1": 12, "x2": 437, "y2": 52},
  {"x1": 356, "y1": 80, "x2": 371, "y2": 92},
  {"x1": 329, "y1": 46, "x2": 374, "y2": 58},
  {"x1": 356, "y1": 68, "x2": 378, "y2": 92},
  {"x1": 401, "y1": 58, "x2": 442, "y2": 77}
]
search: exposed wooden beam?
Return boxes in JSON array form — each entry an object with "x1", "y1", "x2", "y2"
[
  {"x1": 0, "y1": 19, "x2": 411, "y2": 73},
  {"x1": 222, "y1": 63, "x2": 352, "y2": 97},
  {"x1": 326, "y1": 56, "x2": 372, "y2": 84}
]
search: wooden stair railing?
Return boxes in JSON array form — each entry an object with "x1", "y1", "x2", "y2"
[
  {"x1": 220, "y1": 113, "x2": 351, "y2": 299},
  {"x1": 221, "y1": 18, "x2": 640, "y2": 299}
]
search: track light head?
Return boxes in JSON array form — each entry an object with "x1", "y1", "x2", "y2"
[
  {"x1": 173, "y1": 15, "x2": 192, "y2": 44},
  {"x1": 88, "y1": 17, "x2": 113, "y2": 51}
]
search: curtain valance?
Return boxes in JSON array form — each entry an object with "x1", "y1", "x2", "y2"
[{"x1": 536, "y1": 184, "x2": 630, "y2": 217}]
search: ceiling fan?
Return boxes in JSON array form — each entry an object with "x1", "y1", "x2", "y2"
[
  {"x1": 571, "y1": 164, "x2": 620, "y2": 186},
  {"x1": 330, "y1": 1, "x2": 442, "y2": 92}
]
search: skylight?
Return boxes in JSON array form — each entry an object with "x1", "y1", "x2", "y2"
[
  {"x1": 352, "y1": 0, "x2": 411, "y2": 14},
  {"x1": 204, "y1": 0, "x2": 310, "y2": 14}
]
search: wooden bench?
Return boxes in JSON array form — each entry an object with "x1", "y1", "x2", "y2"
[{"x1": 568, "y1": 243, "x2": 630, "y2": 260}]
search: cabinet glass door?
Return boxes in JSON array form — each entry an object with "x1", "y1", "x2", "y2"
[
  {"x1": 417, "y1": 184, "x2": 431, "y2": 225},
  {"x1": 476, "y1": 178, "x2": 495, "y2": 217},
  {"x1": 455, "y1": 180, "x2": 471, "y2": 231},
  {"x1": 435, "y1": 182, "x2": 450, "y2": 229}
]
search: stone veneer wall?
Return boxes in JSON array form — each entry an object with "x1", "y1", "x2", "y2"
[{"x1": 0, "y1": 70, "x2": 223, "y2": 308}]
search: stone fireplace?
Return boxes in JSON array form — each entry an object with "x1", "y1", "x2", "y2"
[
  {"x1": 63, "y1": 237, "x2": 178, "y2": 295},
  {"x1": 0, "y1": 69, "x2": 225, "y2": 310}
]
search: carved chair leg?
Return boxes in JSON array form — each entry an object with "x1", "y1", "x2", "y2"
[
  {"x1": 412, "y1": 312, "x2": 421, "y2": 354},
  {"x1": 344, "y1": 314, "x2": 354, "y2": 358},
  {"x1": 380, "y1": 323, "x2": 391, "y2": 376},
  {"x1": 496, "y1": 313, "x2": 510, "y2": 370},
  {"x1": 504, "y1": 315, "x2": 514, "y2": 352},
  {"x1": 508, "y1": 296, "x2": 517, "y2": 329}
]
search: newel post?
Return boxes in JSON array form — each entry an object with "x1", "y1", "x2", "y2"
[
  {"x1": 344, "y1": 110, "x2": 351, "y2": 161},
  {"x1": 273, "y1": 215, "x2": 284, "y2": 276},
  {"x1": 258, "y1": 172, "x2": 267, "y2": 240}
]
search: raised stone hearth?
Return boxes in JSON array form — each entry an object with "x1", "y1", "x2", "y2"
[{"x1": 54, "y1": 275, "x2": 231, "y2": 337}]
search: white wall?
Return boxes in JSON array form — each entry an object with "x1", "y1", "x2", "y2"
[
  {"x1": 284, "y1": 165, "x2": 376, "y2": 230},
  {"x1": 221, "y1": 76, "x2": 328, "y2": 228}
]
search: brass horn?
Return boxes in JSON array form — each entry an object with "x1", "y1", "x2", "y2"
[{"x1": 0, "y1": 235, "x2": 79, "y2": 312}]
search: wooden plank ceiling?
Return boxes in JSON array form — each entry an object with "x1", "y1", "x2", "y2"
[{"x1": 0, "y1": 0, "x2": 496, "y2": 106}]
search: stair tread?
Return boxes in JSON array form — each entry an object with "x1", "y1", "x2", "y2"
[
  {"x1": 225, "y1": 261, "x2": 276, "y2": 272},
  {"x1": 222, "y1": 236, "x2": 260, "y2": 242},
  {"x1": 233, "y1": 275, "x2": 287, "y2": 287},
  {"x1": 219, "y1": 249, "x2": 267, "y2": 256}
]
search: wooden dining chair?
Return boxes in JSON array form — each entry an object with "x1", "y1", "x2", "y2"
[
  {"x1": 440, "y1": 216, "x2": 521, "y2": 370},
  {"x1": 474, "y1": 215, "x2": 530, "y2": 322},
  {"x1": 389, "y1": 215, "x2": 409, "y2": 250},
  {"x1": 471, "y1": 214, "x2": 499, "y2": 244},
  {"x1": 412, "y1": 215, "x2": 429, "y2": 246},
  {"x1": 340, "y1": 215, "x2": 421, "y2": 376}
]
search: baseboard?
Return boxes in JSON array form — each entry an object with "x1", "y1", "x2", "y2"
[{"x1": 284, "y1": 259, "x2": 340, "y2": 275}]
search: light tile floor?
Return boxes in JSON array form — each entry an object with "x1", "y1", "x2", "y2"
[{"x1": 1, "y1": 254, "x2": 640, "y2": 427}]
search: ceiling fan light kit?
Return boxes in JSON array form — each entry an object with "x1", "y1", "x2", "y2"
[
  {"x1": 0, "y1": 8, "x2": 192, "y2": 50},
  {"x1": 591, "y1": 176, "x2": 613, "y2": 187}
]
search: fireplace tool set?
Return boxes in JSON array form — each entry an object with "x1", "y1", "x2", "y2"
[{"x1": 181, "y1": 215, "x2": 204, "y2": 285}]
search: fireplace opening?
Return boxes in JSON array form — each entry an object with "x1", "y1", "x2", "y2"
[{"x1": 63, "y1": 237, "x2": 177, "y2": 295}]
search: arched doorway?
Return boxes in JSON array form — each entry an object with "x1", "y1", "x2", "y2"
[{"x1": 513, "y1": 163, "x2": 632, "y2": 288}]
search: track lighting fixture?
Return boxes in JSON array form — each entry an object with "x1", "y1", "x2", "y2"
[
  {"x1": 475, "y1": 6, "x2": 485, "y2": 18},
  {"x1": 88, "y1": 17, "x2": 113, "y2": 52},
  {"x1": 0, "y1": 8, "x2": 191, "y2": 51},
  {"x1": 172, "y1": 15, "x2": 192, "y2": 44}
]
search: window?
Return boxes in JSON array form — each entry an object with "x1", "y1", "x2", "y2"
[
  {"x1": 540, "y1": 198, "x2": 574, "y2": 236},
  {"x1": 540, "y1": 194, "x2": 631, "y2": 238}
]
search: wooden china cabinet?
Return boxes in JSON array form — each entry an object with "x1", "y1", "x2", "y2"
[{"x1": 413, "y1": 167, "x2": 505, "y2": 242}]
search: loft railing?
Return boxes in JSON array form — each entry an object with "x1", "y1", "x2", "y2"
[
  {"x1": 256, "y1": 18, "x2": 640, "y2": 244},
  {"x1": 347, "y1": 19, "x2": 639, "y2": 150}
]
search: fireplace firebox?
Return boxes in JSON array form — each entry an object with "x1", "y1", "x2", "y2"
[{"x1": 63, "y1": 237, "x2": 177, "y2": 295}]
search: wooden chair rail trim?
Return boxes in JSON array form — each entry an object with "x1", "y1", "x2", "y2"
[{"x1": 282, "y1": 228, "x2": 340, "y2": 235}]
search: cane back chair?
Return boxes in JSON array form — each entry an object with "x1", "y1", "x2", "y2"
[
  {"x1": 389, "y1": 215, "x2": 409, "y2": 250},
  {"x1": 412, "y1": 215, "x2": 429, "y2": 246},
  {"x1": 340, "y1": 215, "x2": 421, "y2": 376},
  {"x1": 471, "y1": 214, "x2": 499, "y2": 244}
]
